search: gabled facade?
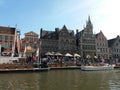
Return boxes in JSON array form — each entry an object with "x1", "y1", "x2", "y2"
[
  {"x1": 76, "y1": 16, "x2": 96, "y2": 58},
  {"x1": 96, "y1": 31, "x2": 109, "y2": 59},
  {"x1": 21, "y1": 31, "x2": 39, "y2": 52},
  {"x1": 108, "y1": 35, "x2": 120, "y2": 59},
  {"x1": 58, "y1": 25, "x2": 76, "y2": 54},
  {"x1": 40, "y1": 28, "x2": 59, "y2": 54},
  {"x1": 40, "y1": 25, "x2": 76, "y2": 55}
]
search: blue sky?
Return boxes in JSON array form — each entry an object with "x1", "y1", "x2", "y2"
[{"x1": 0, "y1": 0, "x2": 120, "y2": 39}]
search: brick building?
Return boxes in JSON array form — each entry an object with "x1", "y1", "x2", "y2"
[
  {"x1": 21, "y1": 31, "x2": 39, "y2": 53},
  {"x1": 40, "y1": 25, "x2": 76, "y2": 55},
  {"x1": 0, "y1": 26, "x2": 20, "y2": 55},
  {"x1": 96, "y1": 31, "x2": 109, "y2": 59}
]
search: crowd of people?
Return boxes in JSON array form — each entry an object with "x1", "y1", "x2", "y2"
[
  {"x1": 9, "y1": 53, "x2": 120, "y2": 68},
  {"x1": 40, "y1": 55, "x2": 120, "y2": 67}
]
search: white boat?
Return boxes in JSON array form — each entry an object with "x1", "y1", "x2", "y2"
[{"x1": 81, "y1": 64, "x2": 114, "y2": 71}]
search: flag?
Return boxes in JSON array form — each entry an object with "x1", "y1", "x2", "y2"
[
  {"x1": 23, "y1": 46, "x2": 26, "y2": 57},
  {"x1": 16, "y1": 33, "x2": 21, "y2": 53},
  {"x1": 11, "y1": 29, "x2": 17, "y2": 57},
  {"x1": 36, "y1": 48, "x2": 39, "y2": 57}
]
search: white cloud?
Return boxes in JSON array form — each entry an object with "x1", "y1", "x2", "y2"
[{"x1": 92, "y1": 0, "x2": 120, "y2": 39}]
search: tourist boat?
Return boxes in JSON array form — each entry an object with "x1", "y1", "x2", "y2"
[{"x1": 81, "y1": 64, "x2": 115, "y2": 71}]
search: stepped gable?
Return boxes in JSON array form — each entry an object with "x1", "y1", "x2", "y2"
[{"x1": 60, "y1": 25, "x2": 74, "y2": 34}]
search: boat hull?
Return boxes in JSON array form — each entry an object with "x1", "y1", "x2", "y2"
[{"x1": 81, "y1": 65, "x2": 114, "y2": 71}]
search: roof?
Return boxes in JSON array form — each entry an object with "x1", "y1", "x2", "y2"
[
  {"x1": 40, "y1": 30, "x2": 59, "y2": 40},
  {"x1": 40, "y1": 26, "x2": 75, "y2": 39},
  {"x1": 0, "y1": 26, "x2": 16, "y2": 35},
  {"x1": 62, "y1": 25, "x2": 67, "y2": 30},
  {"x1": 25, "y1": 31, "x2": 38, "y2": 36},
  {"x1": 108, "y1": 38, "x2": 116, "y2": 47},
  {"x1": 95, "y1": 31, "x2": 107, "y2": 39}
]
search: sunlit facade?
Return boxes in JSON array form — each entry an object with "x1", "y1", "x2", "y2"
[
  {"x1": 21, "y1": 31, "x2": 39, "y2": 52},
  {"x1": 0, "y1": 26, "x2": 16, "y2": 53}
]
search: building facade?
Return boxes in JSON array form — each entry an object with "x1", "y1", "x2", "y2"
[
  {"x1": 58, "y1": 25, "x2": 76, "y2": 54},
  {"x1": 96, "y1": 31, "x2": 109, "y2": 59},
  {"x1": 40, "y1": 28, "x2": 59, "y2": 54},
  {"x1": 76, "y1": 16, "x2": 96, "y2": 58},
  {"x1": 40, "y1": 25, "x2": 76, "y2": 55},
  {"x1": 21, "y1": 31, "x2": 39, "y2": 52},
  {"x1": 108, "y1": 35, "x2": 120, "y2": 59},
  {"x1": 0, "y1": 26, "x2": 20, "y2": 55}
]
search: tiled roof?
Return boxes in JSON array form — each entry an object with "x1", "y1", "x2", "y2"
[{"x1": 41, "y1": 30, "x2": 58, "y2": 40}]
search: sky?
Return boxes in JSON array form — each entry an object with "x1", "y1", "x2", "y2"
[{"x1": 0, "y1": 0, "x2": 120, "y2": 39}]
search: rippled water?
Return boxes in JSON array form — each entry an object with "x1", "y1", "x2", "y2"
[{"x1": 0, "y1": 70, "x2": 120, "y2": 90}]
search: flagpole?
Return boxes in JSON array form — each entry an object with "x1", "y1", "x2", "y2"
[
  {"x1": 11, "y1": 27, "x2": 17, "y2": 57},
  {"x1": 39, "y1": 40, "x2": 42, "y2": 68}
]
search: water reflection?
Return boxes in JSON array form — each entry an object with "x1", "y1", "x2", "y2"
[{"x1": 0, "y1": 70, "x2": 119, "y2": 90}]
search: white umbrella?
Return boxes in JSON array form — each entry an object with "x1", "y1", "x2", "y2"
[
  {"x1": 74, "y1": 53, "x2": 81, "y2": 57},
  {"x1": 94, "y1": 56, "x2": 97, "y2": 59},
  {"x1": 65, "y1": 53, "x2": 73, "y2": 57},
  {"x1": 55, "y1": 52, "x2": 62, "y2": 56},
  {"x1": 45, "y1": 52, "x2": 53, "y2": 55},
  {"x1": 86, "y1": 55, "x2": 91, "y2": 59}
]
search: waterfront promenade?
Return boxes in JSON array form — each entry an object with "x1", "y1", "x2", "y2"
[
  {"x1": 0, "y1": 56, "x2": 19, "y2": 64},
  {"x1": 0, "y1": 56, "x2": 119, "y2": 73}
]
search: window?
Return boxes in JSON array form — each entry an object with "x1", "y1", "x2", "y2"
[
  {"x1": 34, "y1": 44, "x2": 37, "y2": 49},
  {"x1": 34, "y1": 38, "x2": 37, "y2": 41},
  {"x1": 10, "y1": 36, "x2": 13, "y2": 40},
  {"x1": 21, "y1": 44, "x2": 25, "y2": 48},
  {"x1": 26, "y1": 37, "x2": 28, "y2": 41},
  {"x1": 4, "y1": 43, "x2": 8, "y2": 48},
  {"x1": 5, "y1": 36, "x2": 8, "y2": 41},
  {"x1": 30, "y1": 37, "x2": 33, "y2": 41},
  {"x1": 66, "y1": 40, "x2": 69, "y2": 44},
  {"x1": 0, "y1": 35, "x2": 2, "y2": 40},
  {"x1": 10, "y1": 43, "x2": 12, "y2": 48}
]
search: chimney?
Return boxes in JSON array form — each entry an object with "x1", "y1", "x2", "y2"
[
  {"x1": 76, "y1": 29, "x2": 79, "y2": 34},
  {"x1": 55, "y1": 28, "x2": 59, "y2": 33},
  {"x1": 40, "y1": 28, "x2": 43, "y2": 39}
]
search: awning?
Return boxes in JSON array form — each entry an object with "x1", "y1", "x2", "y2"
[{"x1": 24, "y1": 46, "x2": 35, "y2": 53}]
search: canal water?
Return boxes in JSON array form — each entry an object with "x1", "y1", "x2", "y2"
[{"x1": 0, "y1": 70, "x2": 120, "y2": 90}]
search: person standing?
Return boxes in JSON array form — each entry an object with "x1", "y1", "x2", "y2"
[{"x1": 32, "y1": 55, "x2": 36, "y2": 63}]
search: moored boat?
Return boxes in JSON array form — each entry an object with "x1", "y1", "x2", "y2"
[{"x1": 81, "y1": 64, "x2": 115, "y2": 71}]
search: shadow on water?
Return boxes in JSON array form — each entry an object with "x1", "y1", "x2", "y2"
[{"x1": 0, "y1": 70, "x2": 119, "y2": 90}]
